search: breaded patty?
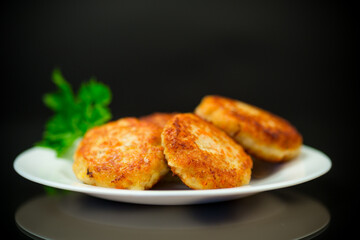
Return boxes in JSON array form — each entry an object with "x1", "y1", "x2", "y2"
[
  {"x1": 161, "y1": 113, "x2": 252, "y2": 189},
  {"x1": 140, "y1": 112, "x2": 178, "y2": 128},
  {"x1": 73, "y1": 118, "x2": 169, "y2": 190},
  {"x1": 195, "y1": 95, "x2": 302, "y2": 162}
]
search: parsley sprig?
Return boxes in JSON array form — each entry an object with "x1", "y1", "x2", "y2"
[{"x1": 37, "y1": 69, "x2": 112, "y2": 156}]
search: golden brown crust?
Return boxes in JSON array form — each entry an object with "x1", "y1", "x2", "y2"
[
  {"x1": 140, "y1": 112, "x2": 178, "y2": 128},
  {"x1": 195, "y1": 95, "x2": 302, "y2": 162},
  {"x1": 161, "y1": 113, "x2": 252, "y2": 189},
  {"x1": 73, "y1": 118, "x2": 169, "y2": 190}
]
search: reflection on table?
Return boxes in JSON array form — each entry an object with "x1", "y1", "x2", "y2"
[{"x1": 15, "y1": 189, "x2": 329, "y2": 240}]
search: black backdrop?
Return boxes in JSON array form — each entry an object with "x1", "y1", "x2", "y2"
[{"x1": 2, "y1": 1, "x2": 358, "y2": 239}]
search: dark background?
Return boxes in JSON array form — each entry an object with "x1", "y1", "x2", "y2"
[{"x1": 2, "y1": 0, "x2": 358, "y2": 239}]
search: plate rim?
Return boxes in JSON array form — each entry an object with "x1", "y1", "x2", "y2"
[{"x1": 13, "y1": 145, "x2": 331, "y2": 198}]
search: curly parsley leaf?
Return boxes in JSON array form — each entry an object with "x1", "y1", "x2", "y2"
[{"x1": 37, "y1": 69, "x2": 112, "y2": 156}]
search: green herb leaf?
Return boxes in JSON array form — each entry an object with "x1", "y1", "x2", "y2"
[
  {"x1": 78, "y1": 78, "x2": 111, "y2": 105},
  {"x1": 37, "y1": 69, "x2": 112, "y2": 156}
]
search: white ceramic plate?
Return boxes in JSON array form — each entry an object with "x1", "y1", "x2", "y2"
[{"x1": 14, "y1": 145, "x2": 331, "y2": 205}]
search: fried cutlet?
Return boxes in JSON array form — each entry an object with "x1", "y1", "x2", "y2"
[
  {"x1": 161, "y1": 113, "x2": 252, "y2": 189},
  {"x1": 140, "y1": 112, "x2": 178, "y2": 128},
  {"x1": 195, "y1": 95, "x2": 302, "y2": 162},
  {"x1": 73, "y1": 118, "x2": 169, "y2": 190}
]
